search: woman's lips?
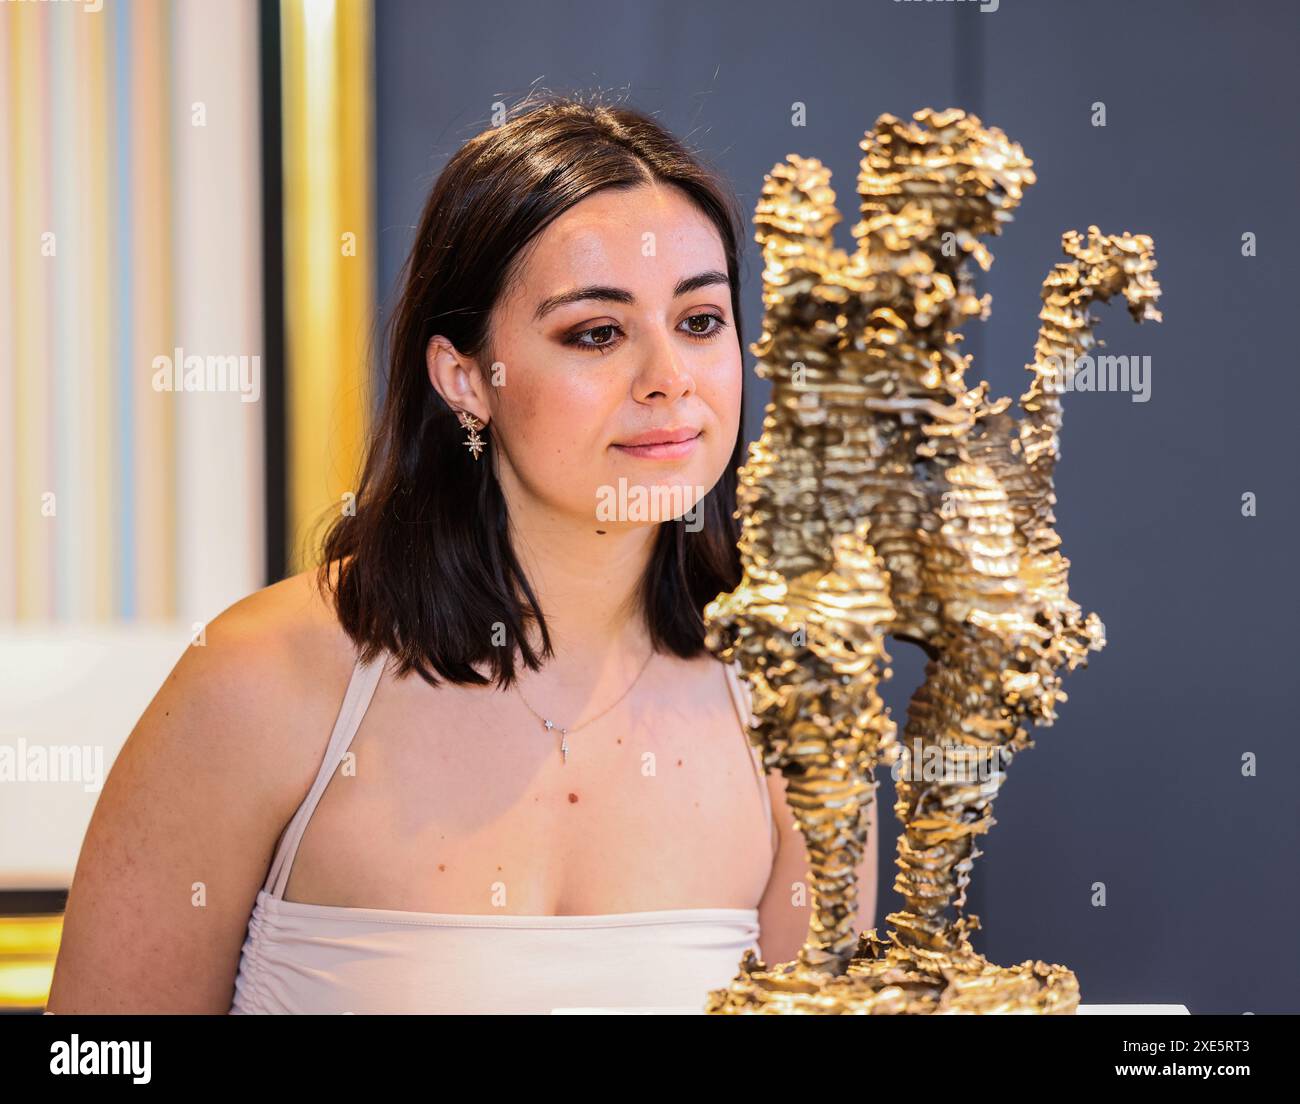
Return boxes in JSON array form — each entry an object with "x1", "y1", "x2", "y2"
[{"x1": 611, "y1": 431, "x2": 702, "y2": 460}]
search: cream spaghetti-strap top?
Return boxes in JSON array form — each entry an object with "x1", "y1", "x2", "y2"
[{"x1": 229, "y1": 650, "x2": 776, "y2": 1014}]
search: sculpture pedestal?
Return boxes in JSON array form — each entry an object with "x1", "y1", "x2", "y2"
[
  {"x1": 702, "y1": 939, "x2": 1081, "y2": 1015},
  {"x1": 551, "y1": 1003, "x2": 1190, "y2": 1015}
]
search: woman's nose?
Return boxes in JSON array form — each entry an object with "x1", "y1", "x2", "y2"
[{"x1": 633, "y1": 324, "x2": 695, "y2": 401}]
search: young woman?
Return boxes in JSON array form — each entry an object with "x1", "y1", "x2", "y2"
[{"x1": 46, "y1": 94, "x2": 877, "y2": 1014}]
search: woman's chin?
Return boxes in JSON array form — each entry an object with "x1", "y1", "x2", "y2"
[{"x1": 591, "y1": 471, "x2": 709, "y2": 527}]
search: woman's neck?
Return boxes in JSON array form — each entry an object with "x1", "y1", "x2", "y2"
[
  {"x1": 502, "y1": 497, "x2": 659, "y2": 683},
  {"x1": 512, "y1": 522, "x2": 654, "y2": 665}
]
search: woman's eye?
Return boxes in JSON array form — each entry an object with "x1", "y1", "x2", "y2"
[
  {"x1": 563, "y1": 314, "x2": 728, "y2": 354},
  {"x1": 682, "y1": 313, "x2": 727, "y2": 340},
  {"x1": 565, "y1": 324, "x2": 621, "y2": 353}
]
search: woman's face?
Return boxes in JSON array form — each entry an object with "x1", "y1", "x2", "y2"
[{"x1": 434, "y1": 181, "x2": 742, "y2": 531}]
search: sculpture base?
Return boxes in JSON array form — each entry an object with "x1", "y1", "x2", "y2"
[{"x1": 705, "y1": 924, "x2": 1079, "y2": 1015}]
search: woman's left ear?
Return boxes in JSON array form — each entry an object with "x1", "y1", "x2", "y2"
[{"x1": 426, "y1": 335, "x2": 490, "y2": 427}]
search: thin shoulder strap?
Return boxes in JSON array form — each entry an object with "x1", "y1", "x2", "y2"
[
  {"x1": 722, "y1": 660, "x2": 778, "y2": 863},
  {"x1": 262, "y1": 647, "x2": 388, "y2": 899}
]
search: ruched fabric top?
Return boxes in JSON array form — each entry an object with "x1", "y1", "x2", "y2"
[{"x1": 229, "y1": 650, "x2": 776, "y2": 1014}]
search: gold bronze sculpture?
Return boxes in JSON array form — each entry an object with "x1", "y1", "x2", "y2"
[{"x1": 703, "y1": 107, "x2": 1162, "y2": 1014}]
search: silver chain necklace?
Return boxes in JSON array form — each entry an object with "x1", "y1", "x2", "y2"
[{"x1": 514, "y1": 649, "x2": 655, "y2": 764}]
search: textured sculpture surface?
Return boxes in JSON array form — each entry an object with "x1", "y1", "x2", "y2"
[{"x1": 703, "y1": 107, "x2": 1162, "y2": 1014}]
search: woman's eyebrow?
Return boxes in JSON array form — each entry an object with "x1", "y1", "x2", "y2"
[{"x1": 533, "y1": 269, "x2": 730, "y2": 322}]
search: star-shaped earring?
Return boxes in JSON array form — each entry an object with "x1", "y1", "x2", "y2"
[{"x1": 457, "y1": 410, "x2": 486, "y2": 460}]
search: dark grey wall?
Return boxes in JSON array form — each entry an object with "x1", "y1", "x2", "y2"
[{"x1": 375, "y1": 0, "x2": 1300, "y2": 1013}]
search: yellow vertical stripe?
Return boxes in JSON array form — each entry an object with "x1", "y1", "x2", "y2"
[
  {"x1": 280, "y1": 0, "x2": 375, "y2": 573},
  {"x1": 10, "y1": 6, "x2": 53, "y2": 620},
  {"x1": 0, "y1": 9, "x2": 15, "y2": 620},
  {"x1": 76, "y1": 3, "x2": 113, "y2": 619},
  {"x1": 129, "y1": 0, "x2": 175, "y2": 617}
]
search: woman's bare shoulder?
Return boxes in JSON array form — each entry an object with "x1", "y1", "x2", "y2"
[
  {"x1": 205, "y1": 565, "x2": 356, "y2": 689},
  {"x1": 158, "y1": 566, "x2": 360, "y2": 775},
  {"x1": 45, "y1": 568, "x2": 361, "y2": 1011},
  {"x1": 217, "y1": 561, "x2": 350, "y2": 642}
]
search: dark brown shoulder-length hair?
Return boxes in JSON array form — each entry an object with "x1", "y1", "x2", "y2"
[{"x1": 316, "y1": 92, "x2": 749, "y2": 690}]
